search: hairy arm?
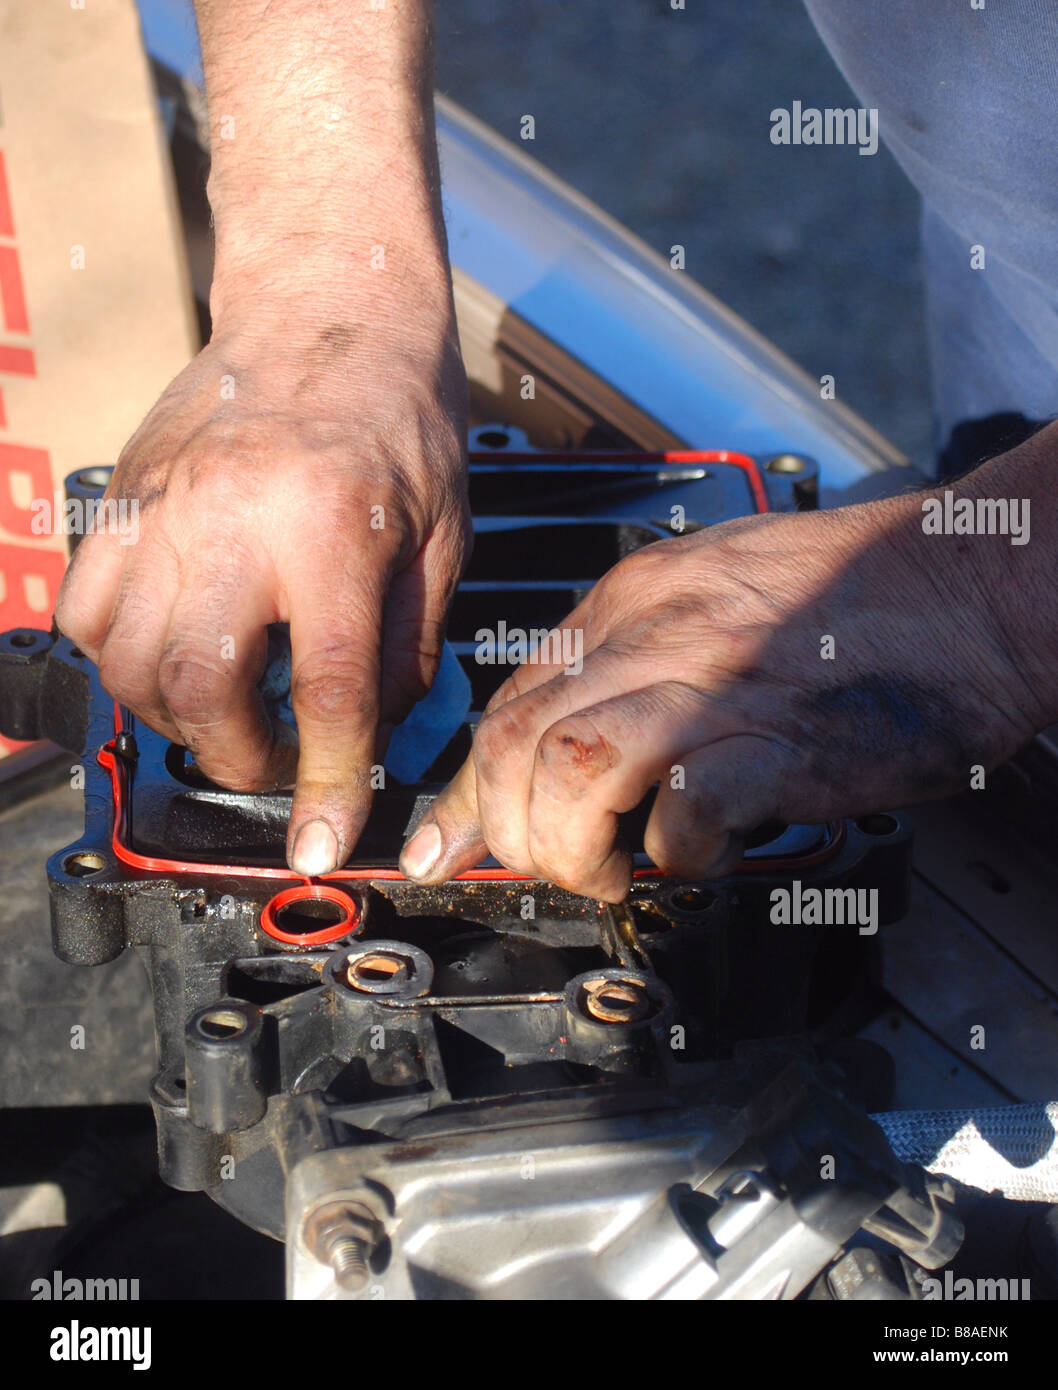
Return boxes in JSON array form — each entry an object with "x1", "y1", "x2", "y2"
[{"x1": 197, "y1": 0, "x2": 451, "y2": 329}]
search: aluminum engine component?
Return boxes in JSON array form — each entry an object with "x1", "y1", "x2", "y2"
[{"x1": 287, "y1": 1064, "x2": 961, "y2": 1300}]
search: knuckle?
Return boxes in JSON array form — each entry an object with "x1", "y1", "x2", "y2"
[
  {"x1": 95, "y1": 653, "x2": 128, "y2": 701},
  {"x1": 473, "y1": 703, "x2": 529, "y2": 770},
  {"x1": 194, "y1": 758, "x2": 261, "y2": 795},
  {"x1": 54, "y1": 591, "x2": 89, "y2": 644},
  {"x1": 611, "y1": 538, "x2": 673, "y2": 587},
  {"x1": 196, "y1": 736, "x2": 287, "y2": 795},
  {"x1": 676, "y1": 784, "x2": 726, "y2": 834},
  {"x1": 97, "y1": 654, "x2": 156, "y2": 715},
  {"x1": 157, "y1": 651, "x2": 233, "y2": 721},
  {"x1": 292, "y1": 653, "x2": 375, "y2": 725},
  {"x1": 54, "y1": 556, "x2": 107, "y2": 644}
]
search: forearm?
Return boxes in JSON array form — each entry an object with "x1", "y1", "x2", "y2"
[{"x1": 192, "y1": 0, "x2": 450, "y2": 329}]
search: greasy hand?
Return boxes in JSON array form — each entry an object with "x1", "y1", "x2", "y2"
[
  {"x1": 401, "y1": 490, "x2": 1045, "y2": 901},
  {"x1": 56, "y1": 311, "x2": 470, "y2": 876}
]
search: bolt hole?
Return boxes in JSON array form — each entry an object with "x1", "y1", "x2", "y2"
[
  {"x1": 173, "y1": 1076, "x2": 186, "y2": 1091},
  {"x1": 855, "y1": 813, "x2": 899, "y2": 837},
  {"x1": 64, "y1": 851, "x2": 106, "y2": 877},
  {"x1": 276, "y1": 897, "x2": 346, "y2": 935},
  {"x1": 353, "y1": 953, "x2": 406, "y2": 982},
  {"x1": 671, "y1": 885, "x2": 716, "y2": 912},
  {"x1": 9, "y1": 632, "x2": 36, "y2": 648},
  {"x1": 597, "y1": 984, "x2": 638, "y2": 1008},
  {"x1": 476, "y1": 429, "x2": 511, "y2": 449},
  {"x1": 582, "y1": 975, "x2": 652, "y2": 1023},
  {"x1": 198, "y1": 1009, "x2": 247, "y2": 1040}
]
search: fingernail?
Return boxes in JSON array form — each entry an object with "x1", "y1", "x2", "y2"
[
  {"x1": 400, "y1": 821, "x2": 442, "y2": 880},
  {"x1": 291, "y1": 819, "x2": 340, "y2": 877}
]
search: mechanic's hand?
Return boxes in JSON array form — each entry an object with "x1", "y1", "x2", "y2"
[
  {"x1": 55, "y1": 306, "x2": 470, "y2": 877},
  {"x1": 400, "y1": 487, "x2": 1047, "y2": 901}
]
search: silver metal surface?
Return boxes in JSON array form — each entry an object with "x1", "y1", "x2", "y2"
[{"x1": 286, "y1": 1108, "x2": 842, "y2": 1301}]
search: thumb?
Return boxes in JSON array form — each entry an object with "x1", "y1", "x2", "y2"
[{"x1": 400, "y1": 750, "x2": 487, "y2": 881}]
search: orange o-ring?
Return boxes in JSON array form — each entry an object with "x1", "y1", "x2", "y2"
[{"x1": 259, "y1": 885, "x2": 361, "y2": 946}]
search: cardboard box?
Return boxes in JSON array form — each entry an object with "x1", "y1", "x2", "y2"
[{"x1": 0, "y1": 0, "x2": 197, "y2": 749}]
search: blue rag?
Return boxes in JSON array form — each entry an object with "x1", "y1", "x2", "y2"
[{"x1": 259, "y1": 628, "x2": 471, "y2": 783}]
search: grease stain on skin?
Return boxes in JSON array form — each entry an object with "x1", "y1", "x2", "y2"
[
  {"x1": 809, "y1": 674, "x2": 934, "y2": 741},
  {"x1": 800, "y1": 673, "x2": 974, "y2": 800},
  {"x1": 294, "y1": 323, "x2": 361, "y2": 398},
  {"x1": 316, "y1": 324, "x2": 359, "y2": 356},
  {"x1": 135, "y1": 483, "x2": 167, "y2": 508}
]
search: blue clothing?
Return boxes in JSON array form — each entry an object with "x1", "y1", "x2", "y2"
[{"x1": 805, "y1": 1, "x2": 1058, "y2": 470}]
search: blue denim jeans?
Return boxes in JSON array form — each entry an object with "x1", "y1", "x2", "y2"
[{"x1": 805, "y1": 0, "x2": 1058, "y2": 472}]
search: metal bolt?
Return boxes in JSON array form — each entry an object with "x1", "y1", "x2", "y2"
[
  {"x1": 326, "y1": 1235, "x2": 371, "y2": 1292},
  {"x1": 303, "y1": 1199, "x2": 384, "y2": 1293}
]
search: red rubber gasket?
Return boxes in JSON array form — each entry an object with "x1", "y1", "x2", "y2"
[
  {"x1": 97, "y1": 732, "x2": 845, "y2": 883},
  {"x1": 259, "y1": 884, "x2": 361, "y2": 946}
]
